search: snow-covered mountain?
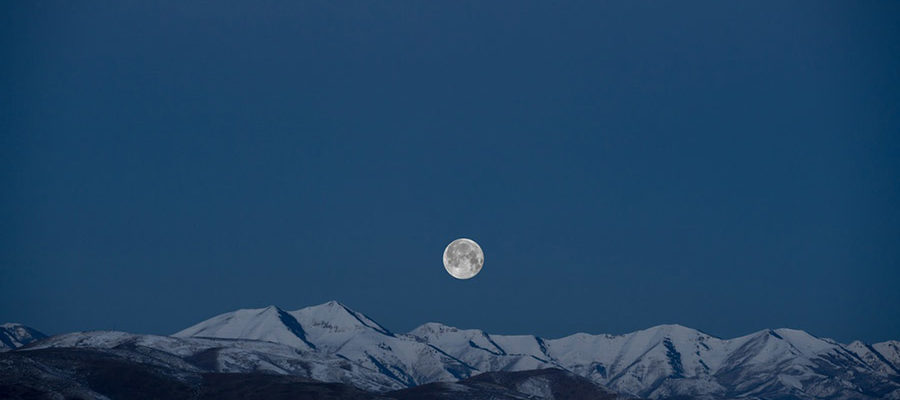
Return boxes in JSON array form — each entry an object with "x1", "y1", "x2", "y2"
[
  {"x1": 9, "y1": 301, "x2": 900, "y2": 400},
  {"x1": 411, "y1": 322, "x2": 900, "y2": 399},
  {"x1": 175, "y1": 305, "x2": 316, "y2": 350},
  {"x1": 175, "y1": 301, "x2": 475, "y2": 389},
  {"x1": 172, "y1": 301, "x2": 900, "y2": 399},
  {"x1": 0, "y1": 323, "x2": 46, "y2": 351}
]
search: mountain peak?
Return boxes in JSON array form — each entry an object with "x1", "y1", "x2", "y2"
[
  {"x1": 323, "y1": 300, "x2": 346, "y2": 307},
  {"x1": 636, "y1": 323, "x2": 706, "y2": 340},
  {"x1": 303, "y1": 300, "x2": 354, "y2": 314},
  {"x1": 289, "y1": 301, "x2": 393, "y2": 338},
  {"x1": 174, "y1": 306, "x2": 314, "y2": 350},
  {"x1": 410, "y1": 322, "x2": 459, "y2": 336},
  {"x1": 646, "y1": 323, "x2": 690, "y2": 331},
  {"x1": 0, "y1": 322, "x2": 47, "y2": 351}
]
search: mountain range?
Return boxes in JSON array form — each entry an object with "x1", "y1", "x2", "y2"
[{"x1": 2, "y1": 301, "x2": 899, "y2": 400}]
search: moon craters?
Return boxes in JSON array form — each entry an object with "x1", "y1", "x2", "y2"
[{"x1": 443, "y1": 238, "x2": 484, "y2": 279}]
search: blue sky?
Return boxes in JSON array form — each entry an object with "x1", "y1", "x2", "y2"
[{"x1": 2, "y1": 1, "x2": 898, "y2": 343}]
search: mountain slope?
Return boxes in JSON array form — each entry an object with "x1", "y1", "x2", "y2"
[
  {"x1": 174, "y1": 305, "x2": 315, "y2": 350},
  {"x1": 0, "y1": 347, "x2": 392, "y2": 400},
  {"x1": 25, "y1": 330, "x2": 402, "y2": 391},
  {"x1": 873, "y1": 341, "x2": 900, "y2": 371},
  {"x1": 410, "y1": 322, "x2": 556, "y2": 372},
  {"x1": 847, "y1": 340, "x2": 900, "y2": 376},
  {"x1": 0, "y1": 322, "x2": 47, "y2": 351},
  {"x1": 288, "y1": 301, "x2": 478, "y2": 388},
  {"x1": 390, "y1": 368, "x2": 622, "y2": 400},
  {"x1": 176, "y1": 301, "x2": 477, "y2": 389},
  {"x1": 0, "y1": 323, "x2": 46, "y2": 351}
]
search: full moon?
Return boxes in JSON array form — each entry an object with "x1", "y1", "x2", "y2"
[{"x1": 443, "y1": 238, "x2": 484, "y2": 279}]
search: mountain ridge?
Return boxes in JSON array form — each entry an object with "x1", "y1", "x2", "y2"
[
  {"x1": 167, "y1": 301, "x2": 900, "y2": 399},
  {"x1": 6, "y1": 301, "x2": 900, "y2": 400}
]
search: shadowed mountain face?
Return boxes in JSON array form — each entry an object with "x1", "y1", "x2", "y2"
[
  {"x1": 174, "y1": 301, "x2": 477, "y2": 388},
  {"x1": 390, "y1": 369, "x2": 623, "y2": 400},
  {"x1": 0, "y1": 348, "x2": 392, "y2": 400},
  {"x1": 0, "y1": 323, "x2": 46, "y2": 351},
  {"x1": 4, "y1": 301, "x2": 900, "y2": 400},
  {"x1": 0, "y1": 348, "x2": 615, "y2": 400}
]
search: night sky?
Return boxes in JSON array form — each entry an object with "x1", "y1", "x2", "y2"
[{"x1": 2, "y1": 1, "x2": 898, "y2": 343}]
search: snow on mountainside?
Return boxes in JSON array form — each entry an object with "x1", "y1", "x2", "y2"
[
  {"x1": 176, "y1": 301, "x2": 475, "y2": 389},
  {"x1": 174, "y1": 305, "x2": 315, "y2": 350},
  {"x1": 26, "y1": 330, "x2": 399, "y2": 391},
  {"x1": 286, "y1": 301, "x2": 476, "y2": 388},
  {"x1": 412, "y1": 323, "x2": 900, "y2": 400},
  {"x1": 290, "y1": 300, "x2": 393, "y2": 338},
  {"x1": 170, "y1": 301, "x2": 900, "y2": 399},
  {"x1": 409, "y1": 322, "x2": 555, "y2": 372},
  {"x1": 873, "y1": 341, "x2": 900, "y2": 370},
  {"x1": 0, "y1": 323, "x2": 46, "y2": 351},
  {"x1": 846, "y1": 340, "x2": 900, "y2": 379}
]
